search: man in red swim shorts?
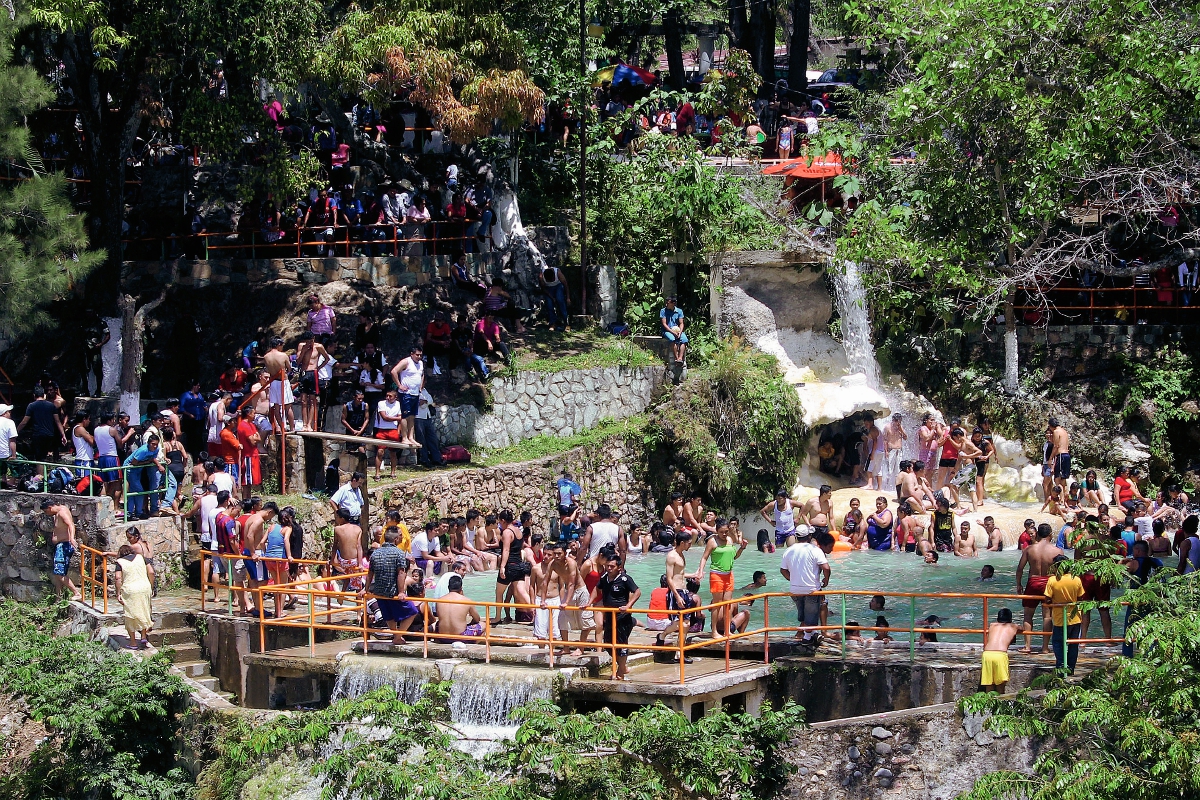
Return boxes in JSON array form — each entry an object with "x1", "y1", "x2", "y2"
[{"x1": 1015, "y1": 523, "x2": 1063, "y2": 654}]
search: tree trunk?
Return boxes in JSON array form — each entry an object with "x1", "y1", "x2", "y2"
[
  {"x1": 1003, "y1": 292, "x2": 1019, "y2": 392},
  {"x1": 788, "y1": 0, "x2": 811, "y2": 95},
  {"x1": 119, "y1": 293, "x2": 166, "y2": 418},
  {"x1": 748, "y1": 0, "x2": 778, "y2": 84},
  {"x1": 663, "y1": 9, "x2": 686, "y2": 91},
  {"x1": 729, "y1": 0, "x2": 748, "y2": 53}
]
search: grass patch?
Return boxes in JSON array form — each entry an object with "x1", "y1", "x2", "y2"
[
  {"x1": 476, "y1": 415, "x2": 648, "y2": 466},
  {"x1": 502, "y1": 327, "x2": 657, "y2": 374}
]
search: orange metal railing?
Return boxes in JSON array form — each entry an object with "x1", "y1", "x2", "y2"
[{"x1": 78, "y1": 542, "x2": 110, "y2": 614}]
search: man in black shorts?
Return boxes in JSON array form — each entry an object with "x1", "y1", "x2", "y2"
[
  {"x1": 17, "y1": 386, "x2": 66, "y2": 475},
  {"x1": 591, "y1": 547, "x2": 641, "y2": 680}
]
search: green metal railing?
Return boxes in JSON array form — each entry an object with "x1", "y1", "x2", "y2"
[{"x1": 9, "y1": 457, "x2": 168, "y2": 520}]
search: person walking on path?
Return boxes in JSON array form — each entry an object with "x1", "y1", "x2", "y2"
[{"x1": 113, "y1": 542, "x2": 153, "y2": 648}]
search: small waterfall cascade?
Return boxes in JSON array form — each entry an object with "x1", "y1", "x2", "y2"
[
  {"x1": 331, "y1": 655, "x2": 441, "y2": 703},
  {"x1": 448, "y1": 663, "x2": 558, "y2": 726},
  {"x1": 330, "y1": 657, "x2": 563, "y2": 758},
  {"x1": 831, "y1": 260, "x2": 881, "y2": 391}
]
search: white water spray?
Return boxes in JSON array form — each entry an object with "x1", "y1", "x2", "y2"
[{"x1": 831, "y1": 260, "x2": 881, "y2": 391}]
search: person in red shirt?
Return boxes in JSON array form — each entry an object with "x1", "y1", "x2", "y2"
[
  {"x1": 423, "y1": 311, "x2": 453, "y2": 376},
  {"x1": 218, "y1": 363, "x2": 247, "y2": 408},
  {"x1": 236, "y1": 405, "x2": 262, "y2": 493},
  {"x1": 1018, "y1": 519, "x2": 1035, "y2": 550},
  {"x1": 218, "y1": 416, "x2": 243, "y2": 498}
]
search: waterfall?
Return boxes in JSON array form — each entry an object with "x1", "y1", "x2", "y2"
[
  {"x1": 331, "y1": 655, "x2": 441, "y2": 703},
  {"x1": 831, "y1": 260, "x2": 881, "y2": 391},
  {"x1": 331, "y1": 656, "x2": 561, "y2": 759},
  {"x1": 447, "y1": 663, "x2": 557, "y2": 726}
]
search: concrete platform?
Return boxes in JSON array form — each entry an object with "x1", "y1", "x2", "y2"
[{"x1": 568, "y1": 659, "x2": 774, "y2": 718}]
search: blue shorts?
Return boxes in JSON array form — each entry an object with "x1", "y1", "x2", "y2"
[
  {"x1": 400, "y1": 393, "x2": 419, "y2": 418},
  {"x1": 227, "y1": 462, "x2": 240, "y2": 482},
  {"x1": 53, "y1": 542, "x2": 75, "y2": 576},
  {"x1": 663, "y1": 331, "x2": 689, "y2": 344},
  {"x1": 242, "y1": 550, "x2": 267, "y2": 582},
  {"x1": 378, "y1": 598, "x2": 420, "y2": 623},
  {"x1": 98, "y1": 455, "x2": 120, "y2": 482}
]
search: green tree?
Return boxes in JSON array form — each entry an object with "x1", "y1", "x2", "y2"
[
  {"x1": 819, "y1": 0, "x2": 1200, "y2": 390},
  {"x1": 960, "y1": 573, "x2": 1200, "y2": 800},
  {"x1": 0, "y1": 8, "x2": 99, "y2": 339},
  {"x1": 27, "y1": 0, "x2": 321, "y2": 294}
]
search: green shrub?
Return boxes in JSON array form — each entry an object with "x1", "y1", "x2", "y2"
[{"x1": 645, "y1": 339, "x2": 808, "y2": 509}]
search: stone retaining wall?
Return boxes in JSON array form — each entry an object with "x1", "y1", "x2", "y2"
[
  {"x1": 0, "y1": 491, "x2": 187, "y2": 599},
  {"x1": 367, "y1": 436, "x2": 655, "y2": 530},
  {"x1": 966, "y1": 323, "x2": 1198, "y2": 380},
  {"x1": 434, "y1": 365, "x2": 665, "y2": 448}
]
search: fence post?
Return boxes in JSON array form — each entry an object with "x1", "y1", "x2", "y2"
[
  {"x1": 422, "y1": 601, "x2": 429, "y2": 659},
  {"x1": 258, "y1": 585, "x2": 266, "y2": 652},
  {"x1": 762, "y1": 596, "x2": 769, "y2": 665},
  {"x1": 678, "y1": 609, "x2": 685, "y2": 685},
  {"x1": 909, "y1": 596, "x2": 916, "y2": 663},
  {"x1": 982, "y1": 597, "x2": 989, "y2": 646},
  {"x1": 484, "y1": 605, "x2": 491, "y2": 664},
  {"x1": 841, "y1": 593, "x2": 847, "y2": 658},
  {"x1": 101, "y1": 553, "x2": 108, "y2": 614},
  {"x1": 309, "y1": 590, "x2": 315, "y2": 657}
]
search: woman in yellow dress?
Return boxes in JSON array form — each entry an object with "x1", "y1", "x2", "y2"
[{"x1": 114, "y1": 544, "x2": 154, "y2": 648}]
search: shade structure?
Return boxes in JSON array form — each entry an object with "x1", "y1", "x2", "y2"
[
  {"x1": 592, "y1": 63, "x2": 657, "y2": 87},
  {"x1": 763, "y1": 152, "x2": 844, "y2": 178}
]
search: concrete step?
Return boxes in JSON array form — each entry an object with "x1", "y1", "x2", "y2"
[
  {"x1": 156, "y1": 611, "x2": 191, "y2": 629},
  {"x1": 173, "y1": 659, "x2": 212, "y2": 678},
  {"x1": 165, "y1": 642, "x2": 202, "y2": 663},
  {"x1": 193, "y1": 676, "x2": 221, "y2": 692},
  {"x1": 216, "y1": 690, "x2": 236, "y2": 702},
  {"x1": 148, "y1": 626, "x2": 198, "y2": 647}
]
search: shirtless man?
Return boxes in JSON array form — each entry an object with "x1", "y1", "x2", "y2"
[
  {"x1": 533, "y1": 542, "x2": 569, "y2": 648},
  {"x1": 435, "y1": 575, "x2": 481, "y2": 640},
  {"x1": 917, "y1": 413, "x2": 941, "y2": 482},
  {"x1": 980, "y1": 608, "x2": 1021, "y2": 693},
  {"x1": 246, "y1": 370, "x2": 273, "y2": 433},
  {"x1": 800, "y1": 485, "x2": 833, "y2": 537},
  {"x1": 262, "y1": 337, "x2": 297, "y2": 433},
  {"x1": 240, "y1": 499, "x2": 278, "y2": 613},
  {"x1": 681, "y1": 493, "x2": 711, "y2": 538},
  {"x1": 1014, "y1": 523, "x2": 1063, "y2": 653},
  {"x1": 898, "y1": 461, "x2": 936, "y2": 511},
  {"x1": 980, "y1": 516, "x2": 1004, "y2": 551},
  {"x1": 42, "y1": 500, "x2": 80, "y2": 600},
  {"x1": 1048, "y1": 418, "x2": 1071, "y2": 497},
  {"x1": 296, "y1": 334, "x2": 333, "y2": 432},
  {"x1": 883, "y1": 413, "x2": 908, "y2": 487},
  {"x1": 894, "y1": 502, "x2": 928, "y2": 554},
  {"x1": 662, "y1": 492, "x2": 685, "y2": 528},
  {"x1": 654, "y1": 529, "x2": 696, "y2": 661},
  {"x1": 329, "y1": 506, "x2": 365, "y2": 592},
  {"x1": 913, "y1": 461, "x2": 938, "y2": 509},
  {"x1": 953, "y1": 521, "x2": 978, "y2": 557}
]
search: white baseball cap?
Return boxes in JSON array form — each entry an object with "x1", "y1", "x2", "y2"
[{"x1": 0, "y1": 404, "x2": 11, "y2": 415}]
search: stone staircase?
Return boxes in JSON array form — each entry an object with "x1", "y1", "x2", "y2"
[{"x1": 102, "y1": 609, "x2": 235, "y2": 704}]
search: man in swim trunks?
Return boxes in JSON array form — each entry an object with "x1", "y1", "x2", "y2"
[
  {"x1": 980, "y1": 607, "x2": 1020, "y2": 693},
  {"x1": 980, "y1": 516, "x2": 1004, "y2": 551},
  {"x1": 882, "y1": 413, "x2": 907, "y2": 487},
  {"x1": 899, "y1": 460, "x2": 936, "y2": 511},
  {"x1": 800, "y1": 485, "x2": 833, "y2": 537},
  {"x1": 655, "y1": 529, "x2": 697, "y2": 660},
  {"x1": 240, "y1": 498, "x2": 278, "y2": 616},
  {"x1": 1015, "y1": 523, "x2": 1063, "y2": 653},
  {"x1": 296, "y1": 333, "x2": 333, "y2": 432},
  {"x1": 954, "y1": 521, "x2": 977, "y2": 557},
  {"x1": 761, "y1": 489, "x2": 798, "y2": 548},
  {"x1": 43, "y1": 499, "x2": 80, "y2": 600},
  {"x1": 1048, "y1": 417, "x2": 1071, "y2": 497},
  {"x1": 263, "y1": 337, "x2": 297, "y2": 433},
  {"x1": 330, "y1": 506, "x2": 366, "y2": 592},
  {"x1": 434, "y1": 575, "x2": 482, "y2": 640}
]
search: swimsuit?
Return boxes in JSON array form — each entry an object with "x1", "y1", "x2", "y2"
[
  {"x1": 866, "y1": 516, "x2": 893, "y2": 550},
  {"x1": 53, "y1": 541, "x2": 75, "y2": 576},
  {"x1": 1022, "y1": 575, "x2": 1049, "y2": 608}
]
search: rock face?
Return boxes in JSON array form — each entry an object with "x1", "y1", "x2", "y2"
[
  {"x1": 365, "y1": 437, "x2": 655, "y2": 529},
  {"x1": 434, "y1": 365, "x2": 665, "y2": 449},
  {"x1": 787, "y1": 705, "x2": 1040, "y2": 800}
]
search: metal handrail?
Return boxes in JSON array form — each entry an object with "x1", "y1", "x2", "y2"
[
  {"x1": 77, "y1": 542, "x2": 109, "y2": 614},
  {"x1": 12, "y1": 458, "x2": 167, "y2": 521}
]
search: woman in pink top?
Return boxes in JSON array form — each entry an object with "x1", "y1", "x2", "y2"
[{"x1": 306, "y1": 295, "x2": 336, "y2": 343}]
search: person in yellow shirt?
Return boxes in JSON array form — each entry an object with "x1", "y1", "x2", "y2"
[{"x1": 1044, "y1": 554, "x2": 1085, "y2": 674}]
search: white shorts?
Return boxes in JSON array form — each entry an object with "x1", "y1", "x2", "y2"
[
  {"x1": 869, "y1": 450, "x2": 885, "y2": 475},
  {"x1": 533, "y1": 597, "x2": 561, "y2": 640},
  {"x1": 643, "y1": 618, "x2": 670, "y2": 631},
  {"x1": 269, "y1": 379, "x2": 294, "y2": 406}
]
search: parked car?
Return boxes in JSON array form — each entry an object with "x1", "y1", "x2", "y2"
[{"x1": 806, "y1": 69, "x2": 868, "y2": 115}]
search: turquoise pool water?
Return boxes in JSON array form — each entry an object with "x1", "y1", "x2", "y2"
[{"x1": 457, "y1": 547, "x2": 1109, "y2": 642}]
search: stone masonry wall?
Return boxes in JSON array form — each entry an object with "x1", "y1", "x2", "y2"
[
  {"x1": 433, "y1": 365, "x2": 665, "y2": 449},
  {"x1": 965, "y1": 323, "x2": 1197, "y2": 381},
  {"x1": 0, "y1": 491, "x2": 189, "y2": 599},
  {"x1": 365, "y1": 437, "x2": 655, "y2": 531}
]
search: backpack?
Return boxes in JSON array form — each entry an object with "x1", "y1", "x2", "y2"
[
  {"x1": 47, "y1": 467, "x2": 76, "y2": 495},
  {"x1": 442, "y1": 445, "x2": 471, "y2": 463}
]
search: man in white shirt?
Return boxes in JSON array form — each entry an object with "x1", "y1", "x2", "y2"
[
  {"x1": 329, "y1": 471, "x2": 366, "y2": 520},
  {"x1": 779, "y1": 530, "x2": 835, "y2": 643},
  {"x1": 210, "y1": 457, "x2": 235, "y2": 496},
  {"x1": 206, "y1": 393, "x2": 226, "y2": 449},
  {"x1": 372, "y1": 389, "x2": 404, "y2": 479},
  {"x1": 411, "y1": 521, "x2": 452, "y2": 575},
  {"x1": 0, "y1": 404, "x2": 19, "y2": 489},
  {"x1": 186, "y1": 484, "x2": 224, "y2": 598},
  {"x1": 581, "y1": 504, "x2": 624, "y2": 561},
  {"x1": 1133, "y1": 504, "x2": 1155, "y2": 541}
]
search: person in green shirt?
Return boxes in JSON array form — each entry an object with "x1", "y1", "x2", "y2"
[{"x1": 696, "y1": 519, "x2": 747, "y2": 638}]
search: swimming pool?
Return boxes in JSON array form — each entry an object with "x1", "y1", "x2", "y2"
[{"x1": 458, "y1": 547, "x2": 1077, "y2": 642}]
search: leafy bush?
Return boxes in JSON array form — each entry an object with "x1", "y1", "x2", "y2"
[
  {"x1": 960, "y1": 573, "x2": 1200, "y2": 800},
  {"x1": 645, "y1": 339, "x2": 808, "y2": 509},
  {"x1": 0, "y1": 600, "x2": 192, "y2": 800},
  {"x1": 1106, "y1": 345, "x2": 1199, "y2": 470},
  {"x1": 199, "y1": 682, "x2": 805, "y2": 800}
]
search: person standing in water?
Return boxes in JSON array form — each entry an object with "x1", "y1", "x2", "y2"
[
  {"x1": 1015, "y1": 524, "x2": 1063, "y2": 654},
  {"x1": 696, "y1": 518, "x2": 747, "y2": 638},
  {"x1": 865, "y1": 496, "x2": 894, "y2": 551},
  {"x1": 1048, "y1": 417, "x2": 1072, "y2": 499},
  {"x1": 760, "y1": 489, "x2": 797, "y2": 550}
]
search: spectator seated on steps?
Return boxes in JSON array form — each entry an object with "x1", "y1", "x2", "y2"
[
  {"x1": 422, "y1": 311, "x2": 453, "y2": 376},
  {"x1": 471, "y1": 311, "x2": 511, "y2": 379},
  {"x1": 450, "y1": 251, "x2": 486, "y2": 298}
]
